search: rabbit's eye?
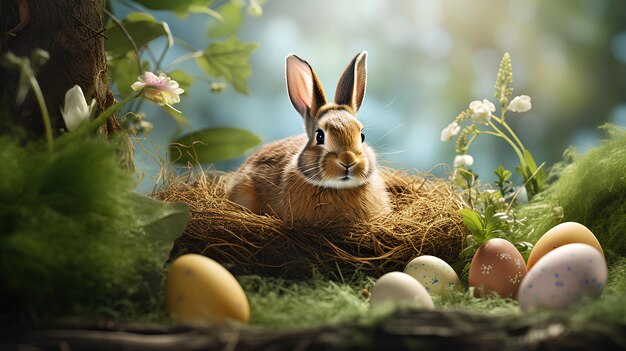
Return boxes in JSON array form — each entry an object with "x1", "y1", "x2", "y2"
[
  {"x1": 361, "y1": 133, "x2": 365, "y2": 143},
  {"x1": 316, "y1": 129, "x2": 325, "y2": 145}
]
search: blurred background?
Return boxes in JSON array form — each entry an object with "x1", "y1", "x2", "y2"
[{"x1": 112, "y1": 0, "x2": 626, "y2": 193}]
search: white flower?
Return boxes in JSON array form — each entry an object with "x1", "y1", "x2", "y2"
[
  {"x1": 139, "y1": 120, "x2": 154, "y2": 133},
  {"x1": 469, "y1": 99, "x2": 496, "y2": 124},
  {"x1": 60, "y1": 85, "x2": 95, "y2": 131},
  {"x1": 131, "y1": 71, "x2": 184, "y2": 106},
  {"x1": 507, "y1": 95, "x2": 532, "y2": 113},
  {"x1": 440, "y1": 122, "x2": 460, "y2": 142},
  {"x1": 454, "y1": 154, "x2": 474, "y2": 168}
]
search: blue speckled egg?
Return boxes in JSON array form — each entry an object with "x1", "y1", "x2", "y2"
[
  {"x1": 518, "y1": 243, "x2": 607, "y2": 311},
  {"x1": 404, "y1": 255, "x2": 462, "y2": 299}
]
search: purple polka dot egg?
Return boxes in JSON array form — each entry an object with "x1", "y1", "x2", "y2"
[{"x1": 518, "y1": 243, "x2": 607, "y2": 311}]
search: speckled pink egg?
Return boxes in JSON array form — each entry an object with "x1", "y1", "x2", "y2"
[
  {"x1": 518, "y1": 243, "x2": 607, "y2": 311},
  {"x1": 468, "y1": 238, "x2": 527, "y2": 298}
]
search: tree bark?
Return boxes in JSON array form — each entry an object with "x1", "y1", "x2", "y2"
[{"x1": 0, "y1": 0, "x2": 132, "y2": 164}]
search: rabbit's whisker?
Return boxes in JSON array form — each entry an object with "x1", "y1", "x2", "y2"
[
  {"x1": 376, "y1": 123, "x2": 405, "y2": 142},
  {"x1": 379, "y1": 149, "x2": 410, "y2": 156}
]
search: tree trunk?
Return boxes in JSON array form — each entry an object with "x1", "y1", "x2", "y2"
[{"x1": 0, "y1": 0, "x2": 132, "y2": 164}]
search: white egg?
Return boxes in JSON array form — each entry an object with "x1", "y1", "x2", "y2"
[
  {"x1": 370, "y1": 272, "x2": 434, "y2": 310},
  {"x1": 518, "y1": 243, "x2": 607, "y2": 311},
  {"x1": 404, "y1": 255, "x2": 462, "y2": 298}
]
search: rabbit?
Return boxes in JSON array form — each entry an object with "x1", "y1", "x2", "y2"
[{"x1": 225, "y1": 51, "x2": 391, "y2": 224}]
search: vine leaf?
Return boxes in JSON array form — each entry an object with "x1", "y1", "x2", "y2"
[
  {"x1": 105, "y1": 13, "x2": 169, "y2": 57},
  {"x1": 196, "y1": 36, "x2": 258, "y2": 94},
  {"x1": 129, "y1": 0, "x2": 207, "y2": 12},
  {"x1": 208, "y1": 1, "x2": 244, "y2": 38}
]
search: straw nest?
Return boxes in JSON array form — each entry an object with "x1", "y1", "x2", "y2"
[{"x1": 156, "y1": 170, "x2": 468, "y2": 279}]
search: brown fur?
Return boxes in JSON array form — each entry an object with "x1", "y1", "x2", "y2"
[{"x1": 225, "y1": 52, "x2": 391, "y2": 225}]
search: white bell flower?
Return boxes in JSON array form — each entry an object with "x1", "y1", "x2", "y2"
[
  {"x1": 454, "y1": 154, "x2": 474, "y2": 168},
  {"x1": 469, "y1": 99, "x2": 496, "y2": 124},
  {"x1": 60, "y1": 85, "x2": 96, "y2": 131},
  {"x1": 507, "y1": 95, "x2": 532, "y2": 113},
  {"x1": 440, "y1": 122, "x2": 460, "y2": 142}
]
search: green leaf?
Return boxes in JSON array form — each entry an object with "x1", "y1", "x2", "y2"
[
  {"x1": 168, "y1": 69, "x2": 195, "y2": 93},
  {"x1": 108, "y1": 53, "x2": 148, "y2": 95},
  {"x1": 523, "y1": 149, "x2": 546, "y2": 186},
  {"x1": 207, "y1": 1, "x2": 244, "y2": 38},
  {"x1": 196, "y1": 36, "x2": 258, "y2": 94},
  {"x1": 188, "y1": 5, "x2": 224, "y2": 20},
  {"x1": 170, "y1": 127, "x2": 261, "y2": 164},
  {"x1": 105, "y1": 13, "x2": 169, "y2": 57},
  {"x1": 494, "y1": 165, "x2": 512, "y2": 182},
  {"x1": 129, "y1": 0, "x2": 207, "y2": 11},
  {"x1": 459, "y1": 208, "x2": 484, "y2": 235},
  {"x1": 128, "y1": 193, "x2": 190, "y2": 253}
]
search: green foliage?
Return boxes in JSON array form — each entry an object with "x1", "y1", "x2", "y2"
[
  {"x1": 518, "y1": 124, "x2": 626, "y2": 261},
  {"x1": 515, "y1": 148, "x2": 546, "y2": 200},
  {"x1": 494, "y1": 165, "x2": 514, "y2": 198},
  {"x1": 0, "y1": 135, "x2": 190, "y2": 321},
  {"x1": 105, "y1": 12, "x2": 170, "y2": 58},
  {"x1": 102, "y1": 0, "x2": 261, "y2": 164},
  {"x1": 208, "y1": 1, "x2": 244, "y2": 38},
  {"x1": 170, "y1": 127, "x2": 261, "y2": 164},
  {"x1": 109, "y1": 52, "x2": 149, "y2": 95},
  {"x1": 130, "y1": 0, "x2": 210, "y2": 12},
  {"x1": 197, "y1": 36, "x2": 259, "y2": 94}
]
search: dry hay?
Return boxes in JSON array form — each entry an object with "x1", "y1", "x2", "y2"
[{"x1": 156, "y1": 170, "x2": 469, "y2": 279}]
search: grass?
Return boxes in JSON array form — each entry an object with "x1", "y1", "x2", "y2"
[{"x1": 240, "y1": 257, "x2": 626, "y2": 329}]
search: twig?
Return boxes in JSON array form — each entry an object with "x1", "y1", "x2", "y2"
[
  {"x1": 68, "y1": 14, "x2": 108, "y2": 40},
  {"x1": 506, "y1": 162, "x2": 546, "y2": 213},
  {"x1": 1, "y1": 0, "x2": 30, "y2": 40},
  {"x1": 103, "y1": 8, "x2": 142, "y2": 76}
]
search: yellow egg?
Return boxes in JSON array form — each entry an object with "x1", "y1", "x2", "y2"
[
  {"x1": 165, "y1": 254, "x2": 249, "y2": 325},
  {"x1": 527, "y1": 222, "x2": 603, "y2": 270}
]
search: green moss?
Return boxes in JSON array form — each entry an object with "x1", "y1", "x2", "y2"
[
  {"x1": 240, "y1": 258, "x2": 626, "y2": 328},
  {"x1": 241, "y1": 272, "x2": 372, "y2": 328},
  {"x1": 518, "y1": 125, "x2": 626, "y2": 260},
  {"x1": 0, "y1": 134, "x2": 189, "y2": 322}
]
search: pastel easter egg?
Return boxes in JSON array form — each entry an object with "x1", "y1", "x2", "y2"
[
  {"x1": 404, "y1": 255, "x2": 462, "y2": 298},
  {"x1": 370, "y1": 272, "x2": 434, "y2": 310},
  {"x1": 166, "y1": 254, "x2": 250, "y2": 325},
  {"x1": 527, "y1": 222, "x2": 603, "y2": 270},
  {"x1": 469, "y1": 238, "x2": 527, "y2": 298},
  {"x1": 518, "y1": 243, "x2": 607, "y2": 311}
]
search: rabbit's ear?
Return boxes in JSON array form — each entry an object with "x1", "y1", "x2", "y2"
[
  {"x1": 334, "y1": 51, "x2": 367, "y2": 113},
  {"x1": 286, "y1": 54, "x2": 327, "y2": 119}
]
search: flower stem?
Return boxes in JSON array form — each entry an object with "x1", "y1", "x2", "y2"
[
  {"x1": 95, "y1": 91, "x2": 141, "y2": 126},
  {"x1": 492, "y1": 115, "x2": 525, "y2": 151},
  {"x1": 28, "y1": 76, "x2": 53, "y2": 152},
  {"x1": 487, "y1": 121, "x2": 526, "y2": 167}
]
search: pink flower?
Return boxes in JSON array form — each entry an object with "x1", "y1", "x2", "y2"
[{"x1": 131, "y1": 72, "x2": 184, "y2": 106}]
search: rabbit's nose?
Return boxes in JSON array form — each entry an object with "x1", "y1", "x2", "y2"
[{"x1": 338, "y1": 151, "x2": 357, "y2": 168}]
